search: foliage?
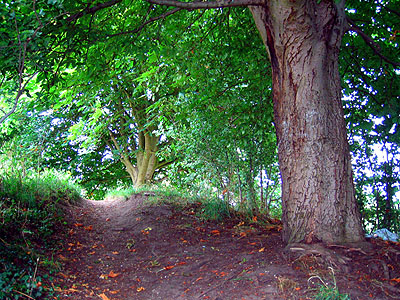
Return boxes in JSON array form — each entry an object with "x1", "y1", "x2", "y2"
[
  {"x1": 0, "y1": 0, "x2": 399, "y2": 234},
  {"x1": 313, "y1": 285, "x2": 351, "y2": 300},
  {"x1": 198, "y1": 197, "x2": 231, "y2": 221},
  {"x1": 341, "y1": 0, "x2": 400, "y2": 234},
  {"x1": 162, "y1": 8, "x2": 280, "y2": 216}
]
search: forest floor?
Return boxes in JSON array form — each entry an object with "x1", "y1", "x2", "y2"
[{"x1": 44, "y1": 193, "x2": 400, "y2": 300}]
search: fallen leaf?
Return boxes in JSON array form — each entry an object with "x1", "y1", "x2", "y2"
[
  {"x1": 200, "y1": 239, "x2": 208, "y2": 242},
  {"x1": 211, "y1": 230, "x2": 220, "y2": 235},
  {"x1": 88, "y1": 251, "x2": 96, "y2": 255},
  {"x1": 112, "y1": 251, "x2": 119, "y2": 255},
  {"x1": 58, "y1": 254, "x2": 68, "y2": 262},
  {"x1": 137, "y1": 287, "x2": 145, "y2": 292},
  {"x1": 258, "y1": 247, "x2": 265, "y2": 252},
  {"x1": 108, "y1": 270, "x2": 120, "y2": 278},
  {"x1": 109, "y1": 290, "x2": 119, "y2": 294},
  {"x1": 391, "y1": 278, "x2": 400, "y2": 283},
  {"x1": 84, "y1": 225, "x2": 93, "y2": 231},
  {"x1": 240, "y1": 232, "x2": 247, "y2": 237},
  {"x1": 176, "y1": 262, "x2": 187, "y2": 266},
  {"x1": 57, "y1": 272, "x2": 69, "y2": 279},
  {"x1": 253, "y1": 216, "x2": 257, "y2": 222},
  {"x1": 74, "y1": 223, "x2": 83, "y2": 227},
  {"x1": 164, "y1": 265, "x2": 175, "y2": 270},
  {"x1": 98, "y1": 293, "x2": 110, "y2": 300},
  {"x1": 129, "y1": 248, "x2": 137, "y2": 252},
  {"x1": 106, "y1": 218, "x2": 110, "y2": 221},
  {"x1": 195, "y1": 277, "x2": 203, "y2": 282}
]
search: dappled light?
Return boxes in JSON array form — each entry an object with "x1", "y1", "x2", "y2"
[{"x1": 1, "y1": 0, "x2": 399, "y2": 299}]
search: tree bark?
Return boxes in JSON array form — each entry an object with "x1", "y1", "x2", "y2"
[
  {"x1": 135, "y1": 130, "x2": 159, "y2": 186},
  {"x1": 108, "y1": 130, "x2": 159, "y2": 187},
  {"x1": 250, "y1": 0, "x2": 364, "y2": 244}
]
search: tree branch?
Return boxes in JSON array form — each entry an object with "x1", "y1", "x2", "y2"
[
  {"x1": 385, "y1": 7, "x2": 400, "y2": 18},
  {"x1": 346, "y1": 17, "x2": 400, "y2": 67},
  {"x1": 107, "y1": 7, "x2": 182, "y2": 38},
  {"x1": 66, "y1": 0, "x2": 122, "y2": 22},
  {"x1": 145, "y1": 0, "x2": 265, "y2": 9}
]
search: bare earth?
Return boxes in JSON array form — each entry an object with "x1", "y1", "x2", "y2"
[{"x1": 48, "y1": 193, "x2": 400, "y2": 300}]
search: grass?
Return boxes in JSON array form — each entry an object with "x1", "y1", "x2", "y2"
[
  {"x1": 309, "y1": 268, "x2": 351, "y2": 300},
  {"x1": 104, "y1": 185, "x2": 138, "y2": 199},
  {"x1": 0, "y1": 168, "x2": 83, "y2": 299},
  {"x1": 105, "y1": 183, "x2": 234, "y2": 221}
]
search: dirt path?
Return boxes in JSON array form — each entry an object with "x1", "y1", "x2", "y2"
[{"x1": 51, "y1": 194, "x2": 400, "y2": 300}]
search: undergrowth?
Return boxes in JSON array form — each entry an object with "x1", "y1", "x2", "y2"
[
  {"x1": 309, "y1": 268, "x2": 351, "y2": 300},
  {"x1": 0, "y1": 169, "x2": 83, "y2": 299}
]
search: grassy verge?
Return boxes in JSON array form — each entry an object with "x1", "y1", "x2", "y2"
[
  {"x1": 0, "y1": 169, "x2": 83, "y2": 299},
  {"x1": 106, "y1": 184, "x2": 234, "y2": 221}
]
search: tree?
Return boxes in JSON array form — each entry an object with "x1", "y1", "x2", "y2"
[
  {"x1": 53, "y1": 44, "x2": 179, "y2": 188},
  {"x1": 340, "y1": 1, "x2": 400, "y2": 234},
  {"x1": 2, "y1": 0, "x2": 398, "y2": 244},
  {"x1": 145, "y1": 0, "x2": 399, "y2": 244},
  {"x1": 166, "y1": 9, "x2": 279, "y2": 214}
]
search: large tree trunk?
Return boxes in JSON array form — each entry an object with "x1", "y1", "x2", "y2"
[{"x1": 250, "y1": 1, "x2": 364, "y2": 244}]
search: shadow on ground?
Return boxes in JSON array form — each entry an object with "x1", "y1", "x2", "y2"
[{"x1": 49, "y1": 194, "x2": 400, "y2": 300}]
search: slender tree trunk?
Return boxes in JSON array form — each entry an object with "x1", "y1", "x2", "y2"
[
  {"x1": 108, "y1": 130, "x2": 159, "y2": 187},
  {"x1": 250, "y1": 1, "x2": 364, "y2": 244},
  {"x1": 136, "y1": 131, "x2": 159, "y2": 186}
]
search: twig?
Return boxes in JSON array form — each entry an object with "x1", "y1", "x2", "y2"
[
  {"x1": 197, "y1": 268, "x2": 247, "y2": 298},
  {"x1": 13, "y1": 289, "x2": 36, "y2": 300},
  {"x1": 29, "y1": 258, "x2": 40, "y2": 297},
  {"x1": 346, "y1": 17, "x2": 400, "y2": 67},
  {"x1": 107, "y1": 7, "x2": 182, "y2": 38},
  {"x1": 145, "y1": 0, "x2": 265, "y2": 9}
]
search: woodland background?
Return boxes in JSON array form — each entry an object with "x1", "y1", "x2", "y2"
[{"x1": 0, "y1": 0, "x2": 399, "y2": 298}]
